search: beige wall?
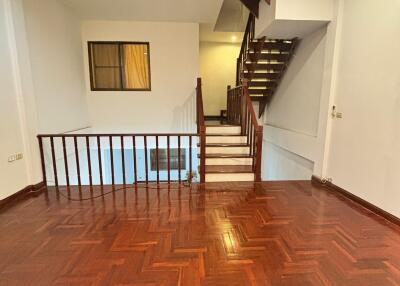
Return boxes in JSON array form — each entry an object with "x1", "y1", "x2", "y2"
[
  {"x1": 200, "y1": 41, "x2": 240, "y2": 116},
  {"x1": 82, "y1": 21, "x2": 199, "y2": 133}
]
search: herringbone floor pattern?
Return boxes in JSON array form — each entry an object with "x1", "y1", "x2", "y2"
[{"x1": 0, "y1": 181, "x2": 399, "y2": 285}]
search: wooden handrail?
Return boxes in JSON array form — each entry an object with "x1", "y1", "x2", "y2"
[
  {"x1": 196, "y1": 78, "x2": 206, "y2": 184},
  {"x1": 236, "y1": 14, "x2": 255, "y2": 86}
]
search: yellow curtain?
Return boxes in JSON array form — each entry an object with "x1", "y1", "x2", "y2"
[{"x1": 123, "y1": 44, "x2": 150, "y2": 89}]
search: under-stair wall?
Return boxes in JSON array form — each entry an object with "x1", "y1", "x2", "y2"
[{"x1": 255, "y1": 0, "x2": 339, "y2": 181}]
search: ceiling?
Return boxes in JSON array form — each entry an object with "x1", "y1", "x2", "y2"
[
  {"x1": 214, "y1": 0, "x2": 248, "y2": 32},
  {"x1": 59, "y1": 0, "x2": 224, "y2": 23}
]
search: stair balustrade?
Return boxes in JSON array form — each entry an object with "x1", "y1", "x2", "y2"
[{"x1": 226, "y1": 81, "x2": 263, "y2": 181}]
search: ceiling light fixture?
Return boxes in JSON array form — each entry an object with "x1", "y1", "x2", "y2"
[{"x1": 231, "y1": 35, "x2": 237, "y2": 42}]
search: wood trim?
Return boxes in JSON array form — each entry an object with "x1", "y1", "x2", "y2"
[
  {"x1": 0, "y1": 182, "x2": 45, "y2": 211},
  {"x1": 311, "y1": 175, "x2": 400, "y2": 227}
]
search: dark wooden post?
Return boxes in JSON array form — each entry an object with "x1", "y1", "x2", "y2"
[
  {"x1": 38, "y1": 136, "x2": 47, "y2": 186},
  {"x1": 199, "y1": 126, "x2": 206, "y2": 184},
  {"x1": 227, "y1": 85, "x2": 231, "y2": 124},
  {"x1": 236, "y1": 58, "x2": 240, "y2": 86},
  {"x1": 255, "y1": 126, "x2": 263, "y2": 182},
  {"x1": 241, "y1": 82, "x2": 249, "y2": 135}
]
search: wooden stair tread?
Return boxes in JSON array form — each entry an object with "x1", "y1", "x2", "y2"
[
  {"x1": 205, "y1": 165, "x2": 254, "y2": 173},
  {"x1": 198, "y1": 153, "x2": 252, "y2": 158},
  {"x1": 249, "y1": 41, "x2": 293, "y2": 51},
  {"x1": 245, "y1": 63, "x2": 284, "y2": 71},
  {"x1": 200, "y1": 143, "x2": 249, "y2": 147},
  {"x1": 205, "y1": 124, "x2": 240, "y2": 127},
  {"x1": 248, "y1": 89, "x2": 273, "y2": 95},
  {"x1": 206, "y1": 134, "x2": 245, "y2": 137},
  {"x1": 244, "y1": 72, "x2": 280, "y2": 79},
  {"x1": 249, "y1": 81, "x2": 278, "y2": 88},
  {"x1": 248, "y1": 53, "x2": 288, "y2": 61}
]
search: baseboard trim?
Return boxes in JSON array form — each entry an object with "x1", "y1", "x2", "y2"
[
  {"x1": 0, "y1": 181, "x2": 45, "y2": 210},
  {"x1": 311, "y1": 175, "x2": 400, "y2": 227}
]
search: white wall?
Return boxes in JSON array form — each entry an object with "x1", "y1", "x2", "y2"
[
  {"x1": 81, "y1": 21, "x2": 199, "y2": 133},
  {"x1": 200, "y1": 41, "x2": 240, "y2": 116},
  {"x1": 0, "y1": 0, "x2": 91, "y2": 199},
  {"x1": 0, "y1": 0, "x2": 30, "y2": 199},
  {"x1": 325, "y1": 0, "x2": 400, "y2": 217},
  {"x1": 23, "y1": 0, "x2": 90, "y2": 133},
  {"x1": 262, "y1": 26, "x2": 328, "y2": 180},
  {"x1": 275, "y1": 0, "x2": 333, "y2": 21},
  {"x1": 256, "y1": 0, "x2": 332, "y2": 39}
]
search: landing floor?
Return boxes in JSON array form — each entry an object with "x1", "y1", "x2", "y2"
[{"x1": 0, "y1": 181, "x2": 399, "y2": 285}]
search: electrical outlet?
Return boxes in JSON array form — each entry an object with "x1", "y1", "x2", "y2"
[{"x1": 8, "y1": 153, "x2": 23, "y2": 163}]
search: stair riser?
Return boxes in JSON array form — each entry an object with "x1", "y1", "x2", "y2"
[
  {"x1": 206, "y1": 126, "x2": 241, "y2": 135},
  {"x1": 206, "y1": 136, "x2": 247, "y2": 144},
  {"x1": 205, "y1": 146, "x2": 250, "y2": 154},
  {"x1": 205, "y1": 173, "x2": 254, "y2": 182},
  {"x1": 205, "y1": 158, "x2": 252, "y2": 165}
]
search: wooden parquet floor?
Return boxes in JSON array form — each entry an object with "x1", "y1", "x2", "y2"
[{"x1": 0, "y1": 181, "x2": 400, "y2": 286}]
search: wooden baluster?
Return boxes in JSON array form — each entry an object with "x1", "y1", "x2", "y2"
[
  {"x1": 144, "y1": 135, "x2": 148, "y2": 184},
  {"x1": 97, "y1": 136, "x2": 103, "y2": 185},
  {"x1": 156, "y1": 135, "x2": 159, "y2": 184},
  {"x1": 62, "y1": 137, "x2": 69, "y2": 186},
  {"x1": 249, "y1": 124, "x2": 253, "y2": 157},
  {"x1": 241, "y1": 87, "x2": 247, "y2": 135},
  {"x1": 121, "y1": 136, "x2": 126, "y2": 185},
  {"x1": 132, "y1": 136, "x2": 137, "y2": 184},
  {"x1": 199, "y1": 127, "x2": 206, "y2": 184},
  {"x1": 255, "y1": 127, "x2": 263, "y2": 182},
  {"x1": 109, "y1": 136, "x2": 114, "y2": 185},
  {"x1": 38, "y1": 136, "x2": 47, "y2": 186},
  {"x1": 74, "y1": 136, "x2": 81, "y2": 186},
  {"x1": 189, "y1": 135, "x2": 192, "y2": 182},
  {"x1": 86, "y1": 136, "x2": 92, "y2": 186},
  {"x1": 227, "y1": 85, "x2": 231, "y2": 123},
  {"x1": 50, "y1": 137, "x2": 58, "y2": 187},
  {"x1": 247, "y1": 110, "x2": 251, "y2": 144},
  {"x1": 167, "y1": 136, "x2": 171, "y2": 183},
  {"x1": 178, "y1": 135, "x2": 181, "y2": 183}
]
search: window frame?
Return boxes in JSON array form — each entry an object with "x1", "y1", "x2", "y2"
[{"x1": 88, "y1": 41, "x2": 152, "y2": 91}]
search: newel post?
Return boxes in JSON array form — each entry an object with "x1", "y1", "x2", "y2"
[
  {"x1": 241, "y1": 80, "x2": 249, "y2": 135},
  {"x1": 255, "y1": 126, "x2": 263, "y2": 182},
  {"x1": 236, "y1": 58, "x2": 240, "y2": 86},
  {"x1": 227, "y1": 85, "x2": 231, "y2": 124},
  {"x1": 199, "y1": 125, "x2": 206, "y2": 184}
]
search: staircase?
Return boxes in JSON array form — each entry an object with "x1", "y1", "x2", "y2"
[
  {"x1": 237, "y1": 14, "x2": 299, "y2": 117},
  {"x1": 202, "y1": 124, "x2": 254, "y2": 182},
  {"x1": 196, "y1": 80, "x2": 262, "y2": 184},
  {"x1": 194, "y1": 10, "x2": 298, "y2": 184}
]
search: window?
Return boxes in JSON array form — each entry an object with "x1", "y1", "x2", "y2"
[
  {"x1": 88, "y1": 42, "x2": 151, "y2": 91},
  {"x1": 150, "y1": 149, "x2": 186, "y2": 171}
]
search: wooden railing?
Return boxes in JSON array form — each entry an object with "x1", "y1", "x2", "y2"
[
  {"x1": 196, "y1": 78, "x2": 206, "y2": 184},
  {"x1": 37, "y1": 79, "x2": 207, "y2": 187},
  {"x1": 37, "y1": 133, "x2": 199, "y2": 187},
  {"x1": 236, "y1": 13, "x2": 255, "y2": 86},
  {"x1": 226, "y1": 82, "x2": 263, "y2": 181}
]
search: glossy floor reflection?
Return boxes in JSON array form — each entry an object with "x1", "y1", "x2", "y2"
[{"x1": 0, "y1": 181, "x2": 399, "y2": 285}]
